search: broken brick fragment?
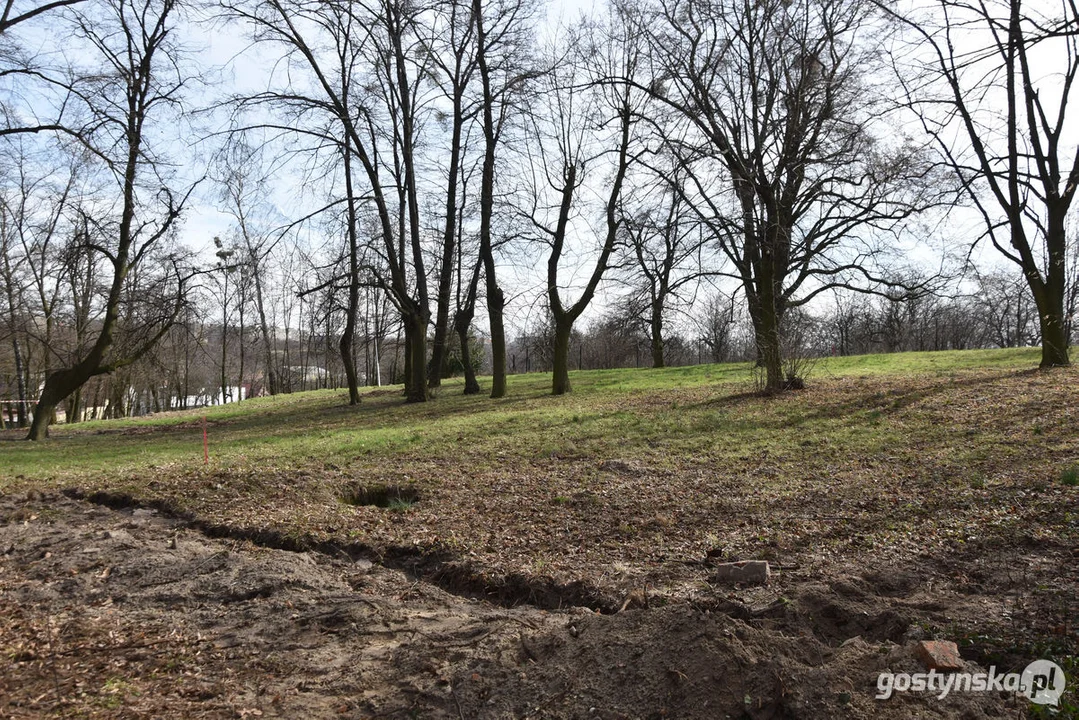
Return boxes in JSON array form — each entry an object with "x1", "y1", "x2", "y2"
[{"x1": 915, "y1": 640, "x2": 964, "y2": 671}]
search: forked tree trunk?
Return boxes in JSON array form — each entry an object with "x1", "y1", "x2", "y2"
[
  {"x1": 749, "y1": 285, "x2": 784, "y2": 393},
  {"x1": 29, "y1": 363, "x2": 95, "y2": 439},
  {"x1": 455, "y1": 316, "x2": 481, "y2": 395}
]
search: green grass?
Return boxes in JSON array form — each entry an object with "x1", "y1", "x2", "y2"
[
  {"x1": 1061, "y1": 466, "x2": 1079, "y2": 487},
  {"x1": 0, "y1": 346, "x2": 1055, "y2": 484}
]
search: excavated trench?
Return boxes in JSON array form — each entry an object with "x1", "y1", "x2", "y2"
[{"x1": 63, "y1": 487, "x2": 623, "y2": 614}]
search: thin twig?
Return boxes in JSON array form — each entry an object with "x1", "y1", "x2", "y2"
[{"x1": 450, "y1": 685, "x2": 465, "y2": 720}]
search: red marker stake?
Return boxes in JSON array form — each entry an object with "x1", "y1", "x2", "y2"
[{"x1": 203, "y1": 415, "x2": 209, "y2": 464}]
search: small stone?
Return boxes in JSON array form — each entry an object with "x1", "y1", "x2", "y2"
[
  {"x1": 915, "y1": 640, "x2": 964, "y2": 671},
  {"x1": 840, "y1": 635, "x2": 865, "y2": 648},
  {"x1": 712, "y1": 560, "x2": 771, "y2": 585},
  {"x1": 902, "y1": 624, "x2": 927, "y2": 644},
  {"x1": 354, "y1": 559, "x2": 374, "y2": 572}
]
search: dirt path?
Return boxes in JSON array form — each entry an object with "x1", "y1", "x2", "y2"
[{"x1": 0, "y1": 491, "x2": 1054, "y2": 718}]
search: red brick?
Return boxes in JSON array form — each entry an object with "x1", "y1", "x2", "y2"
[{"x1": 915, "y1": 640, "x2": 964, "y2": 671}]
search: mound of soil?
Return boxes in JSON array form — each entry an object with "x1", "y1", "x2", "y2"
[{"x1": 1, "y1": 491, "x2": 1047, "y2": 719}]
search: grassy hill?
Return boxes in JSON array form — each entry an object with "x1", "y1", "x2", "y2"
[{"x1": 0, "y1": 346, "x2": 1061, "y2": 479}]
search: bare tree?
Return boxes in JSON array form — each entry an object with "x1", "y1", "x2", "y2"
[
  {"x1": 0, "y1": 188, "x2": 28, "y2": 424},
  {"x1": 213, "y1": 138, "x2": 281, "y2": 396},
  {"x1": 619, "y1": 169, "x2": 713, "y2": 367},
  {"x1": 0, "y1": 143, "x2": 81, "y2": 421},
  {"x1": 697, "y1": 290, "x2": 739, "y2": 363},
  {"x1": 425, "y1": 0, "x2": 477, "y2": 389},
  {"x1": 630, "y1": 0, "x2": 935, "y2": 391},
  {"x1": 225, "y1": 0, "x2": 440, "y2": 403},
  {"x1": 879, "y1": 0, "x2": 1078, "y2": 368},
  {"x1": 523, "y1": 15, "x2": 638, "y2": 395},
  {"x1": 472, "y1": 0, "x2": 539, "y2": 398},
  {"x1": 27, "y1": 0, "x2": 195, "y2": 439},
  {"x1": 974, "y1": 269, "x2": 1040, "y2": 348}
]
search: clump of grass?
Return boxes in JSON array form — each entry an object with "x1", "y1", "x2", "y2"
[
  {"x1": 1059, "y1": 466, "x2": 1079, "y2": 487},
  {"x1": 339, "y1": 483, "x2": 420, "y2": 510},
  {"x1": 385, "y1": 496, "x2": 417, "y2": 513}
]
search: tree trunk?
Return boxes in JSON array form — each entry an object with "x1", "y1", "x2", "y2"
[
  {"x1": 68, "y1": 387, "x2": 82, "y2": 424},
  {"x1": 551, "y1": 319, "x2": 573, "y2": 396},
  {"x1": 220, "y1": 291, "x2": 229, "y2": 405},
  {"x1": 474, "y1": 0, "x2": 506, "y2": 399},
  {"x1": 253, "y1": 266, "x2": 276, "y2": 396},
  {"x1": 90, "y1": 380, "x2": 102, "y2": 420},
  {"x1": 402, "y1": 329, "x2": 412, "y2": 396},
  {"x1": 28, "y1": 364, "x2": 96, "y2": 439},
  {"x1": 486, "y1": 285, "x2": 507, "y2": 398},
  {"x1": 755, "y1": 298, "x2": 784, "y2": 392},
  {"x1": 11, "y1": 336, "x2": 27, "y2": 426},
  {"x1": 340, "y1": 137, "x2": 362, "y2": 405},
  {"x1": 238, "y1": 303, "x2": 246, "y2": 401},
  {"x1": 650, "y1": 300, "x2": 665, "y2": 368},
  {"x1": 340, "y1": 326, "x2": 361, "y2": 403},
  {"x1": 428, "y1": 73, "x2": 465, "y2": 390},
  {"x1": 404, "y1": 310, "x2": 429, "y2": 403},
  {"x1": 1034, "y1": 219, "x2": 1071, "y2": 367},
  {"x1": 456, "y1": 317, "x2": 481, "y2": 395},
  {"x1": 428, "y1": 283, "x2": 452, "y2": 388},
  {"x1": 1036, "y1": 300, "x2": 1070, "y2": 367}
]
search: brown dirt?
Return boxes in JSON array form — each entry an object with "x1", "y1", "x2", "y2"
[{"x1": 1, "y1": 490, "x2": 1066, "y2": 719}]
